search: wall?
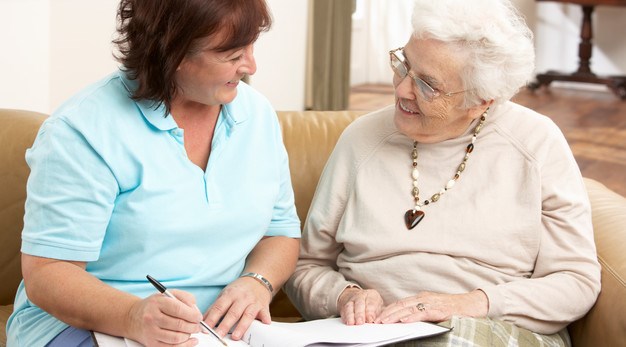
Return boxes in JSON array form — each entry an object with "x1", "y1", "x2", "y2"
[
  {"x1": 0, "y1": 1, "x2": 50, "y2": 113},
  {"x1": 0, "y1": 0, "x2": 308, "y2": 114},
  {"x1": 252, "y1": 0, "x2": 308, "y2": 111},
  {"x1": 350, "y1": 0, "x2": 414, "y2": 86},
  {"x1": 350, "y1": 0, "x2": 626, "y2": 89},
  {"x1": 534, "y1": 2, "x2": 626, "y2": 78},
  {"x1": 3, "y1": 0, "x2": 625, "y2": 114},
  {"x1": 49, "y1": 0, "x2": 119, "y2": 111}
]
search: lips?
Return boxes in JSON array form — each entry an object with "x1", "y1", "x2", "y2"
[
  {"x1": 226, "y1": 80, "x2": 239, "y2": 87},
  {"x1": 398, "y1": 99, "x2": 419, "y2": 115}
]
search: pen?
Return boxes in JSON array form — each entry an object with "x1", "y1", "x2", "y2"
[{"x1": 146, "y1": 275, "x2": 228, "y2": 346}]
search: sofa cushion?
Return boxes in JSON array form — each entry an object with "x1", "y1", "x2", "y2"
[
  {"x1": 269, "y1": 110, "x2": 366, "y2": 318},
  {"x1": 275, "y1": 110, "x2": 365, "y2": 225}
]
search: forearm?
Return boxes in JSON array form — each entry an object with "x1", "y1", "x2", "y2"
[
  {"x1": 480, "y1": 271, "x2": 599, "y2": 334},
  {"x1": 286, "y1": 262, "x2": 358, "y2": 320},
  {"x1": 243, "y1": 236, "x2": 300, "y2": 296},
  {"x1": 22, "y1": 254, "x2": 140, "y2": 338}
]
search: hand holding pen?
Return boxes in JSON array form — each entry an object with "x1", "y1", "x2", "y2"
[{"x1": 147, "y1": 275, "x2": 228, "y2": 346}]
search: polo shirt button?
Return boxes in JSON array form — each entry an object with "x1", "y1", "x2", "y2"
[{"x1": 171, "y1": 129, "x2": 183, "y2": 137}]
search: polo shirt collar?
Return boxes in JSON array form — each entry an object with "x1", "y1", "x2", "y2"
[
  {"x1": 118, "y1": 70, "x2": 176, "y2": 131},
  {"x1": 221, "y1": 98, "x2": 247, "y2": 129}
]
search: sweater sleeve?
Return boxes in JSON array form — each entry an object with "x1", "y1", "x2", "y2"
[
  {"x1": 480, "y1": 122, "x2": 601, "y2": 334},
  {"x1": 284, "y1": 131, "x2": 361, "y2": 320}
]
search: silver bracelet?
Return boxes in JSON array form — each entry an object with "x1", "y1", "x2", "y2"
[{"x1": 240, "y1": 272, "x2": 274, "y2": 294}]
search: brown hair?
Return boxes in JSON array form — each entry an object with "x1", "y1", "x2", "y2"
[{"x1": 113, "y1": 0, "x2": 272, "y2": 114}]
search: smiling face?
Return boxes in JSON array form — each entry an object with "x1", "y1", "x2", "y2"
[
  {"x1": 173, "y1": 33, "x2": 257, "y2": 109},
  {"x1": 393, "y1": 37, "x2": 488, "y2": 143}
]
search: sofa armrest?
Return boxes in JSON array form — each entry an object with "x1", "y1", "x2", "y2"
[
  {"x1": 0, "y1": 108, "x2": 48, "y2": 347},
  {"x1": 569, "y1": 178, "x2": 626, "y2": 347},
  {"x1": 0, "y1": 109, "x2": 47, "y2": 305}
]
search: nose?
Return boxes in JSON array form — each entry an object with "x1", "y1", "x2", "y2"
[
  {"x1": 393, "y1": 73, "x2": 416, "y2": 100},
  {"x1": 238, "y1": 45, "x2": 257, "y2": 76}
]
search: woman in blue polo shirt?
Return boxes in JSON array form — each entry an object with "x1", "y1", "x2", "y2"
[{"x1": 7, "y1": 1, "x2": 301, "y2": 346}]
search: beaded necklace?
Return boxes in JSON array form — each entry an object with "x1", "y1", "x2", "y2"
[{"x1": 404, "y1": 110, "x2": 487, "y2": 230}]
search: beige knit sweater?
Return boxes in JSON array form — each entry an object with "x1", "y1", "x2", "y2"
[{"x1": 285, "y1": 102, "x2": 601, "y2": 335}]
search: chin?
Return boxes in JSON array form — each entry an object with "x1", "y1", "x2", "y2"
[
  {"x1": 393, "y1": 111, "x2": 416, "y2": 138},
  {"x1": 219, "y1": 91, "x2": 238, "y2": 105},
  {"x1": 393, "y1": 111, "x2": 438, "y2": 143}
]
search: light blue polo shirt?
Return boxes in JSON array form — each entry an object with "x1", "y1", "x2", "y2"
[{"x1": 7, "y1": 71, "x2": 301, "y2": 347}]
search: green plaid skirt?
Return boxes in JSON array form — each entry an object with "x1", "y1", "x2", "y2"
[{"x1": 387, "y1": 316, "x2": 570, "y2": 347}]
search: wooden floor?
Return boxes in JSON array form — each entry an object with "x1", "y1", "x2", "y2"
[{"x1": 349, "y1": 84, "x2": 626, "y2": 197}]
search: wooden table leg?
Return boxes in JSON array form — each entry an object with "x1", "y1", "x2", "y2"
[{"x1": 529, "y1": 5, "x2": 626, "y2": 100}]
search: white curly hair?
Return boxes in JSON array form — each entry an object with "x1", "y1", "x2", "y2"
[{"x1": 411, "y1": 0, "x2": 535, "y2": 107}]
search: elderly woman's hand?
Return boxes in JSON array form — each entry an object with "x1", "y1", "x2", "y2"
[
  {"x1": 337, "y1": 287, "x2": 384, "y2": 325},
  {"x1": 374, "y1": 290, "x2": 489, "y2": 324},
  {"x1": 203, "y1": 276, "x2": 272, "y2": 341}
]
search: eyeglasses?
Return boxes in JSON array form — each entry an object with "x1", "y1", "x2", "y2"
[{"x1": 389, "y1": 47, "x2": 466, "y2": 102}]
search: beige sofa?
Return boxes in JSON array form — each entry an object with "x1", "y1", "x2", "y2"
[{"x1": 1, "y1": 108, "x2": 625, "y2": 347}]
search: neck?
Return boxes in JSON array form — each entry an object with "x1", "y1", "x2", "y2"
[
  {"x1": 170, "y1": 98, "x2": 221, "y2": 122},
  {"x1": 169, "y1": 99, "x2": 221, "y2": 172}
]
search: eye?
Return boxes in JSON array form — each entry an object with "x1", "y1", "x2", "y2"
[{"x1": 225, "y1": 49, "x2": 246, "y2": 62}]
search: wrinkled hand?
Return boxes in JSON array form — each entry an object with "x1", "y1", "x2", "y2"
[
  {"x1": 127, "y1": 289, "x2": 202, "y2": 347},
  {"x1": 374, "y1": 290, "x2": 489, "y2": 324},
  {"x1": 203, "y1": 276, "x2": 272, "y2": 340},
  {"x1": 337, "y1": 287, "x2": 384, "y2": 325}
]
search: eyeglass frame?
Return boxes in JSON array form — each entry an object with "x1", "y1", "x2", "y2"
[{"x1": 389, "y1": 47, "x2": 466, "y2": 102}]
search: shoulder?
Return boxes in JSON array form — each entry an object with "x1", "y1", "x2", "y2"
[
  {"x1": 54, "y1": 72, "x2": 131, "y2": 119},
  {"x1": 488, "y1": 101, "x2": 569, "y2": 161},
  {"x1": 48, "y1": 71, "x2": 138, "y2": 132},
  {"x1": 36, "y1": 71, "x2": 149, "y2": 166},
  {"x1": 491, "y1": 101, "x2": 561, "y2": 135},
  {"x1": 329, "y1": 104, "x2": 399, "y2": 165},
  {"x1": 339, "y1": 105, "x2": 398, "y2": 148}
]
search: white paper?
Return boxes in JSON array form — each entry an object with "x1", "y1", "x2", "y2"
[
  {"x1": 241, "y1": 318, "x2": 450, "y2": 347},
  {"x1": 93, "y1": 318, "x2": 450, "y2": 347}
]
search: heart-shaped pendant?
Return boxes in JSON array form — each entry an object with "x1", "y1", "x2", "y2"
[{"x1": 404, "y1": 209, "x2": 425, "y2": 230}]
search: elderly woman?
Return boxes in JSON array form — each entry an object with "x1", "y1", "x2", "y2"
[
  {"x1": 285, "y1": 0, "x2": 600, "y2": 345},
  {"x1": 7, "y1": 0, "x2": 300, "y2": 346}
]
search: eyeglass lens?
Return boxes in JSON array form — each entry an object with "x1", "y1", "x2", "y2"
[{"x1": 390, "y1": 52, "x2": 435, "y2": 101}]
